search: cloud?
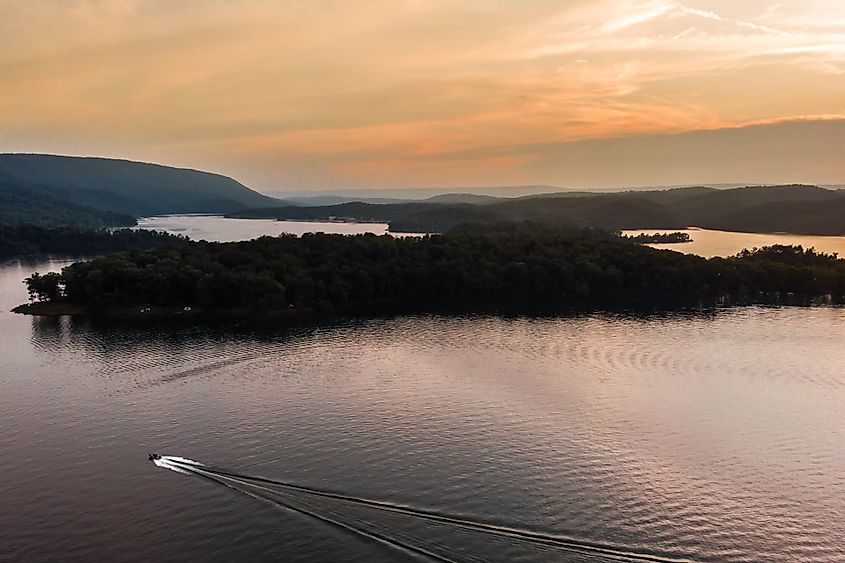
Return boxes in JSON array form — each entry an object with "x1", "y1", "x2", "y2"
[
  {"x1": 0, "y1": 0, "x2": 843, "y2": 188},
  {"x1": 602, "y1": 1, "x2": 675, "y2": 32}
]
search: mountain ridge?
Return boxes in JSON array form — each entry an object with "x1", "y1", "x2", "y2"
[
  {"x1": 231, "y1": 184, "x2": 845, "y2": 235},
  {"x1": 0, "y1": 153, "x2": 279, "y2": 219}
]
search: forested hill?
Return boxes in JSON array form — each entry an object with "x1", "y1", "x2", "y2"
[
  {"x1": 0, "y1": 154, "x2": 279, "y2": 217},
  {"x1": 17, "y1": 232, "x2": 845, "y2": 316},
  {"x1": 231, "y1": 185, "x2": 845, "y2": 235}
]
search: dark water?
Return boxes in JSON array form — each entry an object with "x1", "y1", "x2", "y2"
[{"x1": 1, "y1": 257, "x2": 844, "y2": 562}]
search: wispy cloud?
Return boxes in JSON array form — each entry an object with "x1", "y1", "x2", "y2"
[
  {"x1": 602, "y1": 1, "x2": 675, "y2": 32},
  {"x1": 0, "y1": 0, "x2": 842, "y2": 187}
]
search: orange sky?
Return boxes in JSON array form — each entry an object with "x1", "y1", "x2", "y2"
[{"x1": 1, "y1": 0, "x2": 843, "y2": 189}]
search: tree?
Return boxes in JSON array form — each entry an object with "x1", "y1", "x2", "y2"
[{"x1": 24, "y1": 272, "x2": 63, "y2": 302}]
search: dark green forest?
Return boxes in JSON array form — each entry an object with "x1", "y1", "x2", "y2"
[
  {"x1": 0, "y1": 154, "x2": 277, "y2": 216},
  {"x1": 0, "y1": 183, "x2": 136, "y2": 228},
  {"x1": 0, "y1": 224, "x2": 185, "y2": 259},
  {"x1": 20, "y1": 232, "x2": 845, "y2": 316}
]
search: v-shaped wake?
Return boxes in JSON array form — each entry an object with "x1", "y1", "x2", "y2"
[{"x1": 150, "y1": 454, "x2": 692, "y2": 563}]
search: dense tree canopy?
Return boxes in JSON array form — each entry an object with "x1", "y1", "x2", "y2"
[
  {"x1": 0, "y1": 154, "x2": 276, "y2": 216},
  {"x1": 21, "y1": 231, "x2": 845, "y2": 315},
  {"x1": 1, "y1": 224, "x2": 185, "y2": 259},
  {"x1": 1, "y1": 183, "x2": 136, "y2": 228}
]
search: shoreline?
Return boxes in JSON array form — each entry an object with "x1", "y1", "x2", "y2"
[{"x1": 13, "y1": 293, "x2": 843, "y2": 321}]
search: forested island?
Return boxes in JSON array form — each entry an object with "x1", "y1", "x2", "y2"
[
  {"x1": 15, "y1": 231, "x2": 845, "y2": 318},
  {"x1": 0, "y1": 225, "x2": 185, "y2": 259}
]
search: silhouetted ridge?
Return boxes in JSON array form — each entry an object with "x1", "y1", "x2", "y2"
[
  {"x1": 232, "y1": 185, "x2": 845, "y2": 235},
  {"x1": 0, "y1": 154, "x2": 278, "y2": 217}
]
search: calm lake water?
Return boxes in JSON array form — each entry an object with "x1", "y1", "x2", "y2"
[
  {"x1": 2, "y1": 223, "x2": 845, "y2": 561},
  {"x1": 135, "y1": 215, "x2": 422, "y2": 242},
  {"x1": 622, "y1": 227, "x2": 845, "y2": 258}
]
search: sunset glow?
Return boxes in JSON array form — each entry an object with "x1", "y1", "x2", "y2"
[{"x1": 2, "y1": 0, "x2": 844, "y2": 188}]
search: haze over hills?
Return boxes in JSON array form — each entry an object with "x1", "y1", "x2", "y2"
[
  {"x1": 282, "y1": 193, "x2": 507, "y2": 206},
  {"x1": 263, "y1": 184, "x2": 761, "y2": 202},
  {"x1": 0, "y1": 154, "x2": 279, "y2": 221},
  {"x1": 281, "y1": 195, "x2": 410, "y2": 206},
  {"x1": 233, "y1": 184, "x2": 845, "y2": 235},
  {"x1": 264, "y1": 185, "x2": 564, "y2": 201},
  {"x1": 2, "y1": 153, "x2": 843, "y2": 236}
]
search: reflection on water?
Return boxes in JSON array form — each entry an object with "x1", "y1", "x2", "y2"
[
  {"x1": 623, "y1": 227, "x2": 845, "y2": 258},
  {"x1": 2, "y1": 258, "x2": 845, "y2": 562}
]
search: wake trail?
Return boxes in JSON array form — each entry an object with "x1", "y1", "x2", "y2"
[
  {"x1": 280, "y1": 491, "x2": 489, "y2": 563},
  {"x1": 163, "y1": 458, "x2": 460, "y2": 563},
  {"x1": 158, "y1": 457, "x2": 693, "y2": 563},
  {"x1": 186, "y1": 464, "x2": 687, "y2": 562}
]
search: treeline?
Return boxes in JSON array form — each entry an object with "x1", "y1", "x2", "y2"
[
  {"x1": 0, "y1": 224, "x2": 186, "y2": 259},
  {"x1": 444, "y1": 222, "x2": 620, "y2": 239},
  {"x1": 622, "y1": 232, "x2": 691, "y2": 244},
  {"x1": 1, "y1": 182, "x2": 136, "y2": 229},
  {"x1": 21, "y1": 232, "x2": 845, "y2": 315}
]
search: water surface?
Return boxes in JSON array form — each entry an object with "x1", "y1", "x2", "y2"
[
  {"x1": 1, "y1": 255, "x2": 843, "y2": 562},
  {"x1": 135, "y1": 215, "x2": 421, "y2": 242},
  {"x1": 623, "y1": 227, "x2": 845, "y2": 258}
]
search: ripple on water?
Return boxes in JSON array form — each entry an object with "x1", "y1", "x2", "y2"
[{"x1": 3, "y1": 301, "x2": 845, "y2": 562}]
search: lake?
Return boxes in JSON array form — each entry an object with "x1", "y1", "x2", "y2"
[
  {"x1": 622, "y1": 227, "x2": 845, "y2": 258},
  {"x1": 2, "y1": 224, "x2": 845, "y2": 561},
  {"x1": 135, "y1": 215, "x2": 422, "y2": 242}
]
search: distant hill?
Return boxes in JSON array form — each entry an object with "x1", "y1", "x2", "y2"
[
  {"x1": 266, "y1": 185, "x2": 563, "y2": 200},
  {"x1": 423, "y1": 193, "x2": 504, "y2": 205},
  {"x1": 660, "y1": 185, "x2": 840, "y2": 226},
  {"x1": 229, "y1": 195, "x2": 679, "y2": 233},
  {"x1": 706, "y1": 199, "x2": 845, "y2": 235},
  {"x1": 231, "y1": 185, "x2": 845, "y2": 235},
  {"x1": 0, "y1": 154, "x2": 279, "y2": 218},
  {"x1": 283, "y1": 195, "x2": 408, "y2": 206}
]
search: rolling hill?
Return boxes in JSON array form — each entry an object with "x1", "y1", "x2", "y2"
[
  {"x1": 0, "y1": 154, "x2": 279, "y2": 219},
  {"x1": 231, "y1": 185, "x2": 845, "y2": 235}
]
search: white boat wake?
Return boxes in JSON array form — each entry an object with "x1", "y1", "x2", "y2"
[
  {"x1": 152, "y1": 455, "x2": 204, "y2": 475},
  {"x1": 150, "y1": 454, "x2": 692, "y2": 563}
]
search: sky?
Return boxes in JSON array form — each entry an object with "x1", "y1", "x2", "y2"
[{"x1": 1, "y1": 0, "x2": 844, "y2": 190}]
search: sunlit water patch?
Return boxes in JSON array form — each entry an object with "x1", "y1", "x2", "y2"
[
  {"x1": 622, "y1": 227, "x2": 845, "y2": 258},
  {"x1": 135, "y1": 214, "x2": 424, "y2": 242}
]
